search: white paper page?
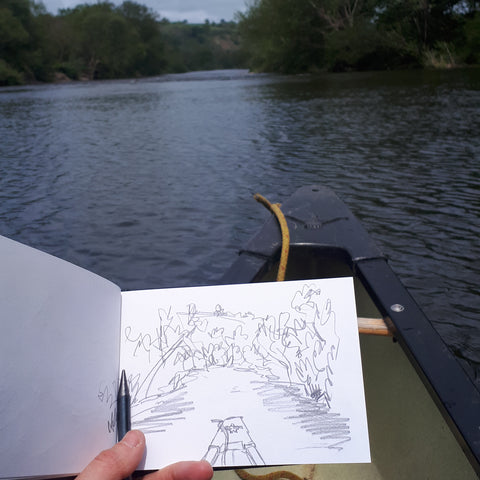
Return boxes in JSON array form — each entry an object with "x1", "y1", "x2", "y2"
[
  {"x1": 0, "y1": 236, "x2": 121, "y2": 479},
  {"x1": 120, "y1": 278, "x2": 370, "y2": 469}
]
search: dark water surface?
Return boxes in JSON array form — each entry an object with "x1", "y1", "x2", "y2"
[{"x1": 1, "y1": 68, "x2": 479, "y2": 386}]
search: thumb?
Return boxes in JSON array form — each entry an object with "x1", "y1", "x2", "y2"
[
  {"x1": 76, "y1": 430, "x2": 145, "y2": 480},
  {"x1": 144, "y1": 460, "x2": 213, "y2": 480}
]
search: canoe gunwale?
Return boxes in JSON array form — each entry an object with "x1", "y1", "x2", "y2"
[
  {"x1": 221, "y1": 185, "x2": 480, "y2": 475},
  {"x1": 356, "y1": 256, "x2": 480, "y2": 474}
]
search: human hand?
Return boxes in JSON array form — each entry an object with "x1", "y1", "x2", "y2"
[{"x1": 76, "y1": 430, "x2": 214, "y2": 480}]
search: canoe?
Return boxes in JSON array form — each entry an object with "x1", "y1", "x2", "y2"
[{"x1": 216, "y1": 185, "x2": 480, "y2": 479}]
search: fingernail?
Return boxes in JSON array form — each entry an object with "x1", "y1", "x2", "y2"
[{"x1": 121, "y1": 429, "x2": 145, "y2": 448}]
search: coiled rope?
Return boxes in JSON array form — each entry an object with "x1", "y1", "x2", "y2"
[
  {"x1": 236, "y1": 469, "x2": 305, "y2": 480},
  {"x1": 253, "y1": 193, "x2": 290, "y2": 282}
]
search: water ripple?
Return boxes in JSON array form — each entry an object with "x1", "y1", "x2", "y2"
[{"x1": 0, "y1": 68, "x2": 479, "y2": 385}]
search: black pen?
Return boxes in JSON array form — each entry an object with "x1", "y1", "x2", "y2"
[{"x1": 117, "y1": 369, "x2": 131, "y2": 442}]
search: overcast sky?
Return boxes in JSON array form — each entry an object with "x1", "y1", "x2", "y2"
[{"x1": 39, "y1": 0, "x2": 248, "y2": 23}]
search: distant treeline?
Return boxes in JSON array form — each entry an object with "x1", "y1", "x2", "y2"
[
  {"x1": 0, "y1": 0, "x2": 244, "y2": 85},
  {"x1": 237, "y1": 0, "x2": 480, "y2": 72},
  {"x1": 1, "y1": 0, "x2": 479, "y2": 85}
]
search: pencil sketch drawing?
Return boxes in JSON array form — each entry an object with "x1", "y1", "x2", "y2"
[
  {"x1": 203, "y1": 416, "x2": 265, "y2": 466},
  {"x1": 121, "y1": 283, "x2": 353, "y2": 458},
  {"x1": 97, "y1": 380, "x2": 118, "y2": 434}
]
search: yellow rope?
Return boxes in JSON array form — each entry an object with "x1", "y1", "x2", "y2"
[
  {"x1": 235, "y1": 469, "x2": 305, "y2": 480},
  {"x1": 253, "y1": 193, "x2": 290, "y2": 281},
  {"x1": 233, "y1": 198, "x2": 296, "y2": 480}
]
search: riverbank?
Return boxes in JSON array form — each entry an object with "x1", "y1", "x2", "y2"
[
  {"x1": 5, "y1": 63, "x2": 480, "y2": 90},
  {"x1": 0, "y1": 2, "x2": 243, "y2": 87},
  {"x1": 3, "y1": 1, "x2": 479, "y2": 87}
]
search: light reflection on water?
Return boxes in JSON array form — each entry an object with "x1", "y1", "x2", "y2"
[{"x1": 0, "y1": 68, "x2": 479, "y2": 385}]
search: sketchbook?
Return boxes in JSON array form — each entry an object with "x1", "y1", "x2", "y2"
[{"x1": 0, "y1": 235, "x2": 370, "y2": 479}]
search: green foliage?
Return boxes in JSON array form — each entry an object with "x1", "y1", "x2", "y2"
[
  {"x1": 423, "y1": 41, "x2": 458, "y2": 67},
  {"x1": 0, "y1": 6, "x2": 29, "y2": 48},
  {"x1": 238, "y1": 0, "x2": 479, "y2": 72},
  {"x1": 463, "y1": 12, "x2": 480, "y2": 63},
  {"x1": 161, "y1": 21, "x2": 244, "y2": 73},
  {"x1": 1, "y1": 0, "x2": 477, "y2": 84},
  {"x1": 0, "y1": 0, "x2": 55, "y2": 81},
  {"x1": 237, "y1": 0, "x2": 325, "y2": 73},
  {"x1": 119, "y1": 1, "x2": 167, "y2": 75},
  {"x1": 0, "y1": 59, "x2": 24, "y2": 86},
  {"x1": 0, "y1": 0, "x2": 33, "y2": 75},
  {"x1": 55, "y1": 2, "x2": 153, "y2": 79},
  {"x1": 0, "y1": 1, "x2": 243, "y2": 85}
]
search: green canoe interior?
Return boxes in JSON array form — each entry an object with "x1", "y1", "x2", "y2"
[{"x1": 213, "y1": 247, "x2": 478, "y2": 479}]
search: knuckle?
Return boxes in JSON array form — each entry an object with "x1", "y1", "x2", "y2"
[{"x1": 93, "y1": 447, "x2": 123, "y2": 470}]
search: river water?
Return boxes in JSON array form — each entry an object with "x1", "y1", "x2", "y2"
[{"x1": 0, "y1": 68, "x2": 479, "y2": 387}]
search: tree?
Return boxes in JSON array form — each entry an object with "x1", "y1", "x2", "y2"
[
  {"x1": 376, "y1": 0, "x2": 466, "y2": 62},
  {"x1": 118, "y1": 1, "x2": 166, "y2": 75},
  {"x1": 237, "y1": 0, "x2": 325, "y2": 72},
  {"x1": 309, "y1": 0, "x2": 371, "y2": 30},
  {"x1": 308, "y1": 0, "x2": 399, "y2": 70},
  {"x1": 0, "y1": 0, "x2": 55, "y2": 83},
  {"x1": 236, "y1": 0, "x2": 475, "y2": 72},
  {"x1": 462, "y1": 11, "x2": 480, "y2": 63},
  {"x1": 58, "y1": 3, "x2": 151, "y2": 79}
]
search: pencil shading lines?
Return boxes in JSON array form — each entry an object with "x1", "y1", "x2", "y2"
[
  {"x1": 203, "y1": 416, "x2": 265, "y2": 467},
  {"x1": 132, "y1": 385, "x2": 195, "y2": 434},
  {"x1": 107, "y1": 409, "x2": 116, "y2": 433},
  {"x1": 252, "y1": 380, "x2": 351, "y2": 450},
  {"x1": 122, "y1": 283, "x2": 350, "y2": 451}
]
